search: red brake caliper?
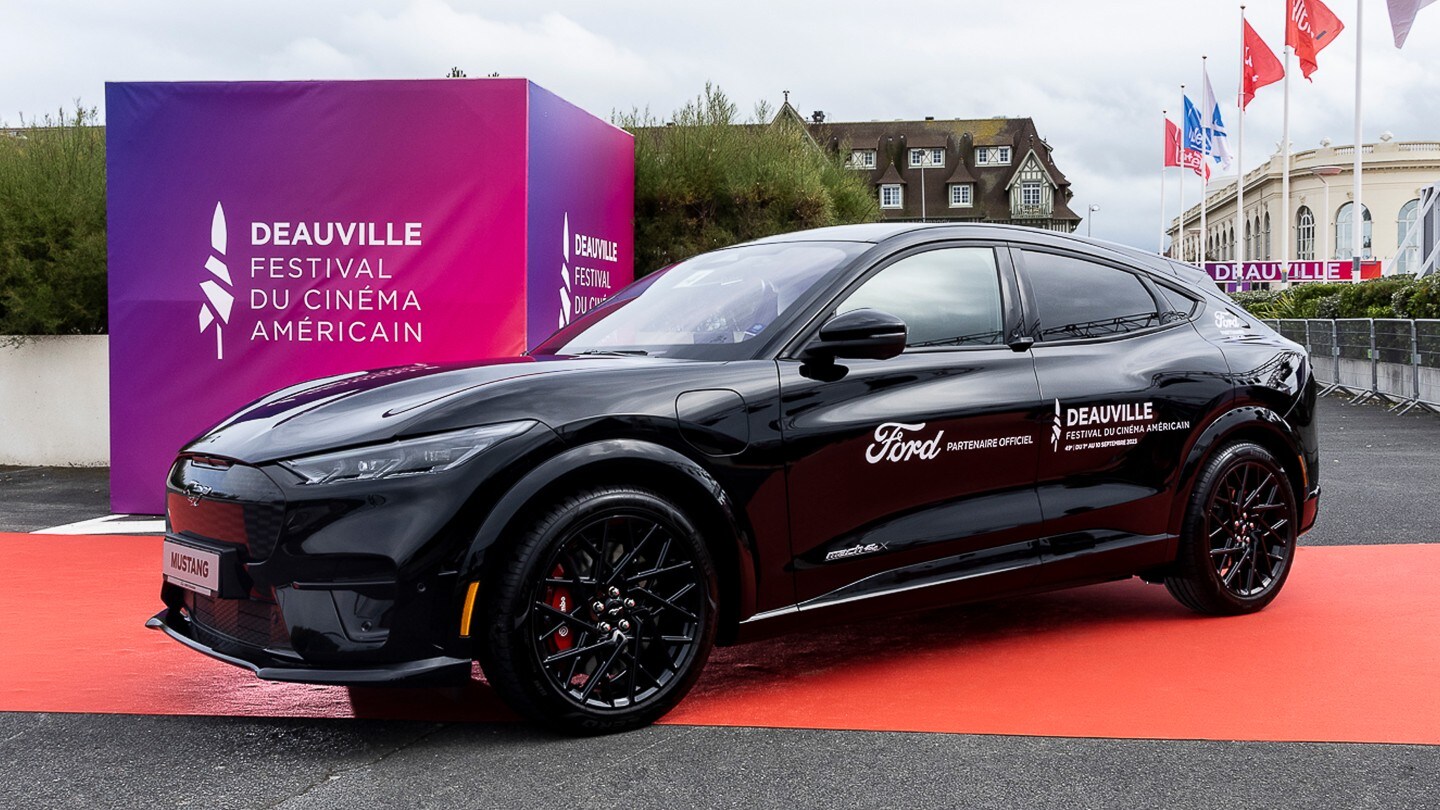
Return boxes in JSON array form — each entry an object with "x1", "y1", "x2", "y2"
[{"x1": 545, "y1": 563, "x2": 575, "y2": 653}]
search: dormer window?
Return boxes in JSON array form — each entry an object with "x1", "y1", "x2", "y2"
[
  {"x1": 879, "y1": 184, "x2": 904, "y2": 209},
  {"x1": 848, "y1": 149, "x2": 877, "y2": 170},
  {"x1": 975, "y1": 146, "x2": 1011, "y2": 166},
  {"x1": 948, "y1": 184, "x2": 973, "y2": 207},
  {"x1": 908, "y1": 147, "x2": 945, "y2": 169}
]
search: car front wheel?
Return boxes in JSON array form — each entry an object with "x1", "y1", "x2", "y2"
[
  {"x1": 480, "y1": 485, "x2": 718, "y2": 734},
  {"x1": 1165, "y1": 441, "x2": 1298, "y2": 615}
]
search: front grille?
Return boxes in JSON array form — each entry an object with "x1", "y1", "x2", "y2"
[
  {"x1": 168, "y1": 459, "x2": 287, "y2": 560},
  {"x1": 187, "y1": 592, "x2": 292, "y2": 653}
]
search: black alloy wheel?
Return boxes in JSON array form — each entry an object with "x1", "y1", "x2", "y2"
[
  {"x1": 1166, "y1": 442, "x2": 1297, "y2": 615},
  {"x1": 480, "y1": 486, "x2": 718, "y2": 734}
]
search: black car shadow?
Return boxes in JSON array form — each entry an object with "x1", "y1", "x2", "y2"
[{"x1": 342, "y1": 578, "x2": 1199, "y2": 726}]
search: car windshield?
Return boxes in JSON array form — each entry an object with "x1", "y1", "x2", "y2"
[{"x1": 536, "y1": 241, "x2": 868, "y2": 360}]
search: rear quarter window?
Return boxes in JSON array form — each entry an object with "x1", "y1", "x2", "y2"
[{"x1": 1021, "y1": 251, "x2": 1161, "y2": 340}]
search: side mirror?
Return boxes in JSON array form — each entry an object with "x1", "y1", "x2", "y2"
[{"x1": 803, "y1": 308, "x2": 908, "y2": 363}]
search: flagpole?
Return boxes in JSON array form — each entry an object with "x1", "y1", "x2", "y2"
[
  {"x1": 1237, "y1": 5, "x2": 1247, "y2": 268},
  {"x1": 1160, "y1": 110, "x2": 1169, "y2": 254},
  {"x1": 1281, "y1": 41, "x2": 1292, "y2": 281},
  {"x1": 1179, "y1": 84, "x2": 1187, "y2": 262},
  {"x1": 1200, "y1": 55, "x2": 1210, "y2": 265},
  {"x1": 1352, "y1": 0, "x2": 1364, "y2": 278}
]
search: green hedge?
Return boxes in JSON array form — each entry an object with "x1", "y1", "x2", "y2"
[
  {"x1": 0, "y1": 105, "x2": 107, "y2": 336},
  {"x1": 619, "y1": 84, "x2": 879, "y2": 276},
  {"x1": 1229, "y1": 275, "x2": 1440, "y2": 320}
]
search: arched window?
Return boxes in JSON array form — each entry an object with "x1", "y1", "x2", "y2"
[
  {"x1": 1335, "y1": 202, "x2": 1372, "y2": 259},
  {"x1": 1245, "y1": 219, "x2": 1252, "y2": 260},
  {"x1": 1264, "y1": 212, "x2": 1272, "y2": 259},
  {"x1": 1296, "y1": 206, "x2": 1316, "y2": 260},
  {"x1": 1253, "y1": 215, "x2": 1262, "y2": 259},
  {"x1": 1228, "y1": 224, "x2": 1235, "y2": 260},
  {"x1": 1397, "y1": 199, "x2": 1420, "y2": 274}
]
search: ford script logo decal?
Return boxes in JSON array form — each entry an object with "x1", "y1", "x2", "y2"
[{"x1": 865, "y1": 422, "x2": 944, "y2": 464}]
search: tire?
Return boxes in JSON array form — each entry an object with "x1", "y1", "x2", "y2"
[
  {"x1": 478, "y1": 485, "x2": 719, "y2": 734},
  {"x1": 1165, "y1": 441, "x2": 1298, "y2": 616}
]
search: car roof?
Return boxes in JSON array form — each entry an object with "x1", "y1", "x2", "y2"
[{"x1": 745, "y1": 222, "x2": 1215, "y2": 289}]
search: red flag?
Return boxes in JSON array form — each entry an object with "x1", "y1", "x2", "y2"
[
  {"x1": 1183, "y1": 149, "x2": 1211, "y2": 179},
  {"x1": 1287, "y1": 0, "x2": 1345, "y2": 80},
  {"x1": 1166, "y1": 117, "x2": 1209, "y2": 178},
  {"x1": 1242, "y1": 21, "x2": 1285, "y2": 108},
  {"x1": 1165, "y1": 119, "x2": 1182, "y2": 167}
]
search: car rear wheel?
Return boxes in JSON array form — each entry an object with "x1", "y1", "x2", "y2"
[
  {"x1": 480, "y1": 486, "x2": 718, "y2": 734},
  {"x1": 1165, "y1": 442, "x2": 1297, "y2": 615}
]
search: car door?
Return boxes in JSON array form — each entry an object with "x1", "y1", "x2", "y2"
[
  {"x1": 1014, "y1": 246, "x2": 1232, "y2": 575},
  {"x1": 778, "y1": 243, "x2": 1047, "y2": 613}
]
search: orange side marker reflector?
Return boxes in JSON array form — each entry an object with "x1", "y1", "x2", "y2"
[{"x1": 459, "y1": 581, "x2": 480, "y2": 638}]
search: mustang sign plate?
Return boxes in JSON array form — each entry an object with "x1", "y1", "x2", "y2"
[{"x1": 162, "y1": 540, "x2": 220, "y2": 596}]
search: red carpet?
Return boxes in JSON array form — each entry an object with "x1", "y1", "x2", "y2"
[{"x1": 2, "y1": 532, "x2": 1438, "y2": 743}]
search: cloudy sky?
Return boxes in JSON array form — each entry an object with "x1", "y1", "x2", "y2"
[{"x1": 6, "y1": 0, "x2": 1439, "y2": 251}]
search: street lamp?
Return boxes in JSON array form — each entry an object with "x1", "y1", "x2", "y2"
[
  {"x1": 1087, "y1": 204, "x2": 1100, "y2": 237},
  {"x1": 1308, "y1": 165, "x2": 1344, "y2": 266}
]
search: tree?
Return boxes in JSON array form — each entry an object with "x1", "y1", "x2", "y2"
[{"x1": 617, "y1": 84, "x2": 879, "y2": 276}]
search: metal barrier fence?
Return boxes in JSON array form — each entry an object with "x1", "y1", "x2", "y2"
[{"x1": 1263, "y1": 319, "x2": 1440, "y2": 415}]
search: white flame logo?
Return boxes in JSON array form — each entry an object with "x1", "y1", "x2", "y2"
[
  {"x1": 558, "y1": 212, "x2": 572, "y2": 329},
  {"x1": 1051, "y1": 399, "x2": 1063, "y2": 451},
  {"x1": 198, "y1": 202, "x2": 234, "y2": 360}
]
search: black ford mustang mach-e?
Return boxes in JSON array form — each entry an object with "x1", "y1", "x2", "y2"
[{"x1": 150, "y1": 223, "x2": 1320, "y2": 733}]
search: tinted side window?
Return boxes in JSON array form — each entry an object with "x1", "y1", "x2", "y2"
[
  {"x1": 1157, "y1": 284, "x2": 1200, "y2": 319},
  {"x1": 838, "y1": 247, "x2": 1004, "y2": 347},
  {"x1": 1022, "y1": 251, "x2": 1160, "y2": 340}
]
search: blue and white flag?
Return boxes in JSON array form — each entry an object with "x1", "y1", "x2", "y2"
[
  {"x1": 1202, "y1": 66, "x2": 1234, "y2": 170},
  {"x1": 1182, "y1": 96, "x2": 1208, "y2": 154}
]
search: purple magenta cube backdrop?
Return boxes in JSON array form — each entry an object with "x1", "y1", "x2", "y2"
[
  {"x1": 107, "y1": 79, "x2": 633, "y2": 514},
  {"x1": 525, "y1": 84, "x2": 635, "y2": 347}
]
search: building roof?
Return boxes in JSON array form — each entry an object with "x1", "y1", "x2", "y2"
[
  {"x1": 944, "y1": 162, "x2": 978, "y2": 185},
  {"x1": 808, "y1": 116, "x2": 1079, "y2": 225}
]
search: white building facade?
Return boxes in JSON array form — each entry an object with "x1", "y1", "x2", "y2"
[{"x1": 1168, "y1": 139, "x2": 1440, "y2": 275}]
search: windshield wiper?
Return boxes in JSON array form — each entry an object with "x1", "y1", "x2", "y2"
[{"x1": 573, "y1": 349, "x2": 649, "y2": 357}]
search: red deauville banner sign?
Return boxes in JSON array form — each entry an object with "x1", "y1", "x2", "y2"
[
  {"x1": 106, "y1": 80, "x2": 634, "y2": 513},
  {"x1": 1203, "y1": 260, "x2": 1383, "y2": 284}
]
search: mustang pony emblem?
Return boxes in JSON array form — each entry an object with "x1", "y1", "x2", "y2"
[{"x1": 184, "y1": 482, "x2": 213, "y2": 506}]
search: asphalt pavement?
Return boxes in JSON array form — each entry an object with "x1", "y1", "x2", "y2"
[
  {"x1": 0, "y1": 465, "x2": 109, "y2": 532},
  {"x1": 2, "y1": 714, "x2": 1437, "y2": 810},
  {"x1": 1, "y1": 394, "x2": 1437, "y2": 809}
]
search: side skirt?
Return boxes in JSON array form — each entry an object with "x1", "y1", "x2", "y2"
[{"x1": 733, "y1": 531, "x2": 1175, "y2": 643}]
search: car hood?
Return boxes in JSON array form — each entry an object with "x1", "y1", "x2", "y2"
[{"x1": 183, "y1": 355, "x2": 676, "y2": 464}]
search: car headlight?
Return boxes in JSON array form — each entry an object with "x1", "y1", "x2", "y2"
[{"x1": 278, "y1": 421, "x2": 537, "y2": 485}]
